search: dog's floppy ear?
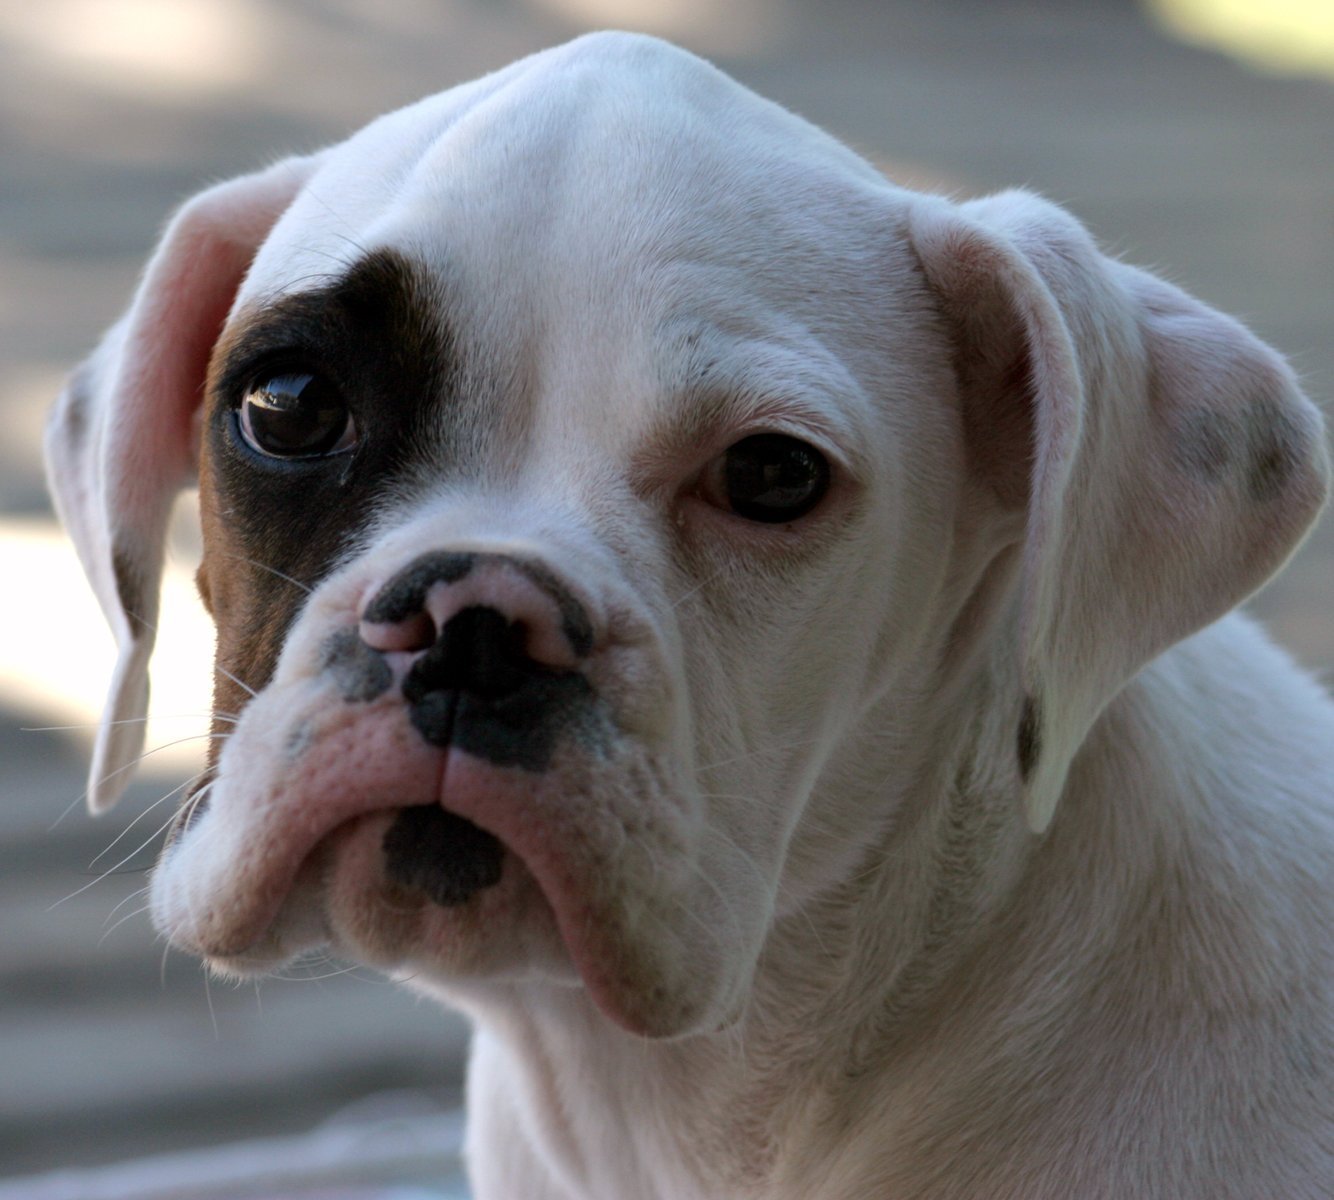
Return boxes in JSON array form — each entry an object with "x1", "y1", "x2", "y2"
[
  {"x1": 44, "y1": 155, "x2": 320, "y2": 813},
  {"x1": 909, "y1": 189, "x2": 1328, "y2": 833}
]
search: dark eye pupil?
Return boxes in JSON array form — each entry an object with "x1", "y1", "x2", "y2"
[
  {"x1": 724, "y1": 434, "x2": 830, "y2": 522},
  {"x1": 239, "y1": 372, "x2": 351, "y2": 458}
]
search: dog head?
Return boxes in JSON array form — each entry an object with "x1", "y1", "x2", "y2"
[{"x1": 47, "y1": 33, "x2": 1327, "y2": 1038}]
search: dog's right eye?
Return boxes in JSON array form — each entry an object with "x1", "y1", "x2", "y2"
[
  {"x1": 699, "y1": 433, "x2": 832, "y2": 524},
  {"x1": 237, "y1": 372, "x2": 357, "y2": 459}
]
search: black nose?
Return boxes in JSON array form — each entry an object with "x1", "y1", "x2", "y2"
[
  {"x1": 408, "y1": 605, "x2": 541, "y2": 699},
  {"x1": 361, "y1": 552, "x2": 597, "y2": 773},
  {"x1": 403, "y1": 602, "x2": 567, "y2": 741}
]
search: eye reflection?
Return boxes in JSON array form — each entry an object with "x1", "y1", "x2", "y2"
[{"x1": 237, "y1": 372, "x2": 356, "y2": 459}]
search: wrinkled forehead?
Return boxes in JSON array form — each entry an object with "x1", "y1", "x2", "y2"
[
  {"x1": 227, "y1": 36, "x2": 915, "y2": 469},
  {"x1": 241, "y1": 35, "x2": 891, "y2": 330}
]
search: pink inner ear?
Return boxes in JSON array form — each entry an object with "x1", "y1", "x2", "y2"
[
  {"x1": 918, "y1": 221, "x2": 1053, "y2": 512},
  {"x1": 961, "y1": 343, "x2": 1037, "y2": 510},
  {"x1": 101, "y1": 155, "x2": 323, "y2": 555},
  {"x1": 110, "y1": 229, "x2": 258, "y2": 535}
]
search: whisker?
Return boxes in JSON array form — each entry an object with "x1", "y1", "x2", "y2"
[
  {"x1": 99, "y1": 902, "x2": 154, "y2": 946},
  {"x1": 51, "y1": 791, "x2": 88, "y2": 831},
  {"x1": 22, "y1": 713, "x2": 219, "y2": 733},
  {"x1": 203, "y1": 966, "x2": 219, "y2": 1039},
  {"x1": 89, "y1": 769, "x2": 206, "y2": 867},
  {"x1": 667, "y1": 564, "x2": 733, "y2": 611},
  {"x1": 169, "y1": 779, "x2": 216, "y2": 848},
  {"x1": 274, "y1": 953, "x2": 398, "y2": 986},
  {"x1": 90, "y1": 731, "x2": 229, "y2": 794},
  {"x1": 82, "y1": 863, "x2": 152, "y2": 878},
  {"x1": 280, "y1": 962, "x2": 364, "y2": 982},
  {"x1": 49, "y1": 728, "x2": 224, "y2": 833},
  {"x1": 102, "y1": 884, "x2": 152, "y2": 928},
  {"x1": 293, "y1": 193, "x2": 372, "y2": 258},
  {"x1": 50, "y1": 799, "x2": 193, "y2": 910},
  {"x1": 222, "y1": 553, "x2": 313, "y2": 595},
  {"x1": 213, "y1": 662, "x2": 258, "y2": 699}
]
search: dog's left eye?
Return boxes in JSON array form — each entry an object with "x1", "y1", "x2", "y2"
[
  {"x1": 237, "y1": 372, "x2": 357, "y2": 459},
  {"x1": 699, "y1": 434, "x2": 831, "y2": 524}
]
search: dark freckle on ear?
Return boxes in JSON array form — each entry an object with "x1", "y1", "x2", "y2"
[
  {"x1": 1017, "y1": 694, "x2": 1041, "y2": 781},
  {"x1": 111, "y1": 544, "x2": 147, "y2": 637},
  {"x1": 1247, "y1": 406, "x2": 1301, "y2": 503},
  {"x1": 1176, "y1": 402, "x2": 1303, "y2": 503},
  {"x1": 59, "y1": 365, "x2": 92, "y2": 446}
]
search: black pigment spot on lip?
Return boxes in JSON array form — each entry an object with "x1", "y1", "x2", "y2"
[
  {"x1": 382, "y1": 803, "x2": 504, "y2": 906},
  {"x1": 284, "y1": 719, "x2": 314, "y2": 761},
  {"x1": 320, "y1": 627, "x2": 393, "y2": 702}
]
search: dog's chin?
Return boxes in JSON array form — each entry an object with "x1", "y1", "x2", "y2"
[
  {"x1": 317, "y1": 809, "x2": 581, "y2": 984},
  {"x1": 151, "y1": 682, "x2": 747, "y2": 1039},
  {"x1": 174, "y1": 803, "x2": 737, "y2": 1040},
  {"x1": 192, "y1": 806, "x2": 578, "y2": 986}
]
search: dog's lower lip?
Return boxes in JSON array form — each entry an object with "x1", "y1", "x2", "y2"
[{"x1": 381, "y1": 802, "x2": 505, "y2": 906}]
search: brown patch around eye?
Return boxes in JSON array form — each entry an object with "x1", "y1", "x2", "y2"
[{"x1": 196, "y1": 247, "x2": 457, "y2": 749}]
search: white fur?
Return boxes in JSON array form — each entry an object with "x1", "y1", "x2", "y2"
[{"x1": 47, "y1": 33, "x2": 1333, "y2": 1199}]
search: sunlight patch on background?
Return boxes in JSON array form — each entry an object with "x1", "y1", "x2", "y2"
[
  {"x1": 0, "y1": 0, "x2": 272, "y2": 97},
  {"x1": 1146, "y1": 0, "x2": 1334, "y2": 80},
  {"x1": 0, "y1": 518, "x2": 212, "y2": 777},
  {"x1": 527, "y1": 0, "x2": 792, "y2": 56}
]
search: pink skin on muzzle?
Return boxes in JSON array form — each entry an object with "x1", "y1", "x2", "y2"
[{"x1": 164, "y1": 652, "x2": 672, "y2": 1035}]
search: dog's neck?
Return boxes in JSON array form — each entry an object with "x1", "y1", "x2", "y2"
[
  {"x1": 444, "y1": 629, "x2": 1241, "y2": 1199},
  {"x1": 449, "y1": 615, "x2": 1326, "y2": 1200}
]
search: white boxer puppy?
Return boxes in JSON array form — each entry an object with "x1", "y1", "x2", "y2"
[{"x1": 46, "y1": 32, "x2": 1333, "y2": 1200}]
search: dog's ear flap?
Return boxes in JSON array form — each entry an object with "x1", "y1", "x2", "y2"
[
  {"x1": 44, "y1": 155, "x2": 321, "y2": 813},
  {"x1": 909, "y1": 189, "x2": 1329, "y2": 833}
]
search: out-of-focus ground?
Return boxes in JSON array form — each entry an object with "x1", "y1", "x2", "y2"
[{"x1": 1, "y1": 0, "x2": 1330, "y2": 1186}]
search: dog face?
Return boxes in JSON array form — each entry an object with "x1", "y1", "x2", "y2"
[{"x1": 46, "y1": 33, "x2": 1327, "y2": 1040}]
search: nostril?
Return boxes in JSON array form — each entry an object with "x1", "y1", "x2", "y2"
[
  {"x1": 399, "y1": 600, "x2": 597, "y2": 769},
  {"x1": 404, "y1": 606, "x2": 535, "y2": 706},
  {"x1": 359, "y1": 609, "x2": 436, "y2": 654}
]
